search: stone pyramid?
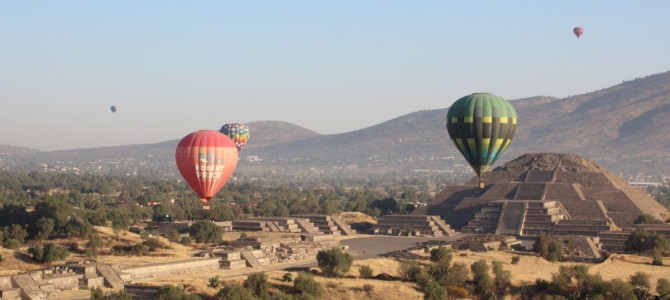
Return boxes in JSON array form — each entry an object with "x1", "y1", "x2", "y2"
[{"x1": 418, "y1": 153, "x2": 669, "y2": 234}]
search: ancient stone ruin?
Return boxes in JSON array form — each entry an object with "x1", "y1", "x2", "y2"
[{"x1": 417, "y1": 153, "x2": 669, "y2": 238}]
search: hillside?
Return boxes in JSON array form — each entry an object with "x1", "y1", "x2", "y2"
[{"x1": 2, "y1": 71, "x2": 670, "y2": 179}]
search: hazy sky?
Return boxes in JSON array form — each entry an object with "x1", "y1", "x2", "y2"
[{"x1": 2, "y1": 1, "x2": 669, "y2": 151}]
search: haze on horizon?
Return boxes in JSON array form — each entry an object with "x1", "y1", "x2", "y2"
[{"x1": 2, "y1": 1, "x2": 669, "y2": 151}]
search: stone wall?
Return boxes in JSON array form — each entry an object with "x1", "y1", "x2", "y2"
[{"x1": 122, "y1": 258, "x2": 221, "y2": 280}]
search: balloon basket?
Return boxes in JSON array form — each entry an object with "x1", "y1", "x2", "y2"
[
  {"x1": 201, "y1": 205, "x2": 211, "y2": 210},
  {"x1": 479, "y1": 181, "x2": 485, "y2": 189}
]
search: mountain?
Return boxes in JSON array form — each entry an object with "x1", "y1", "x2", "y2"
[
  {"x1": 2, "y1": 72, "x2": 670, "y2": 180},
  {"x1": 0, "y1": 145, "x2": 37, "y2": 156}
]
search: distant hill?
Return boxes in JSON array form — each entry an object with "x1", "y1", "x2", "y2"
[
  {"x1": 0, "y1": 145, "x2": 37, "y2": 156},
  {"x1": 2, "y1": 71, "x2": 670, "y2": 179}
]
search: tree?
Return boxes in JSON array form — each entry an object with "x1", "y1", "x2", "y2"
[
  {"x1": 399, "y1": 260, "x2": 423, "y2": 281},
  {"x1": 28, "y1": 243, "x2": 69, "y2": 264},
  {"x1": 243, "y1": 273, "x2": 270, "y2": 298},
  {"x1": 471, "y1": 259, "x2": 494, "y2": 295},
  {"x1": 625, "y1": 226, "x2": 670, "y2": 254},
  {"x1": 607, "y1": 279, "x2": 636, "y2": 300},
  {"x1": 492, "y1": 260, "x2": 511, "y2": 294},
  {"x1": 534, "y1": 233, "x2": 563, "y2": 262},
  {"x1": 422, "y1": 278, "x2": 447, "y2": 300},
  {"x1": 189, "y1": 220, "x2": 223, "y2": 244},
  {"x1": 35, "y1": 218, "x2": 55, "y2": 240},
  {"x1": 90, "y1": 287, "x2": 132, "y2": 300},
  {"x1": 293, "y1": 273, "x2": 324, "y2": 299},
  {"x1": 316, "y1": 247, "x2": 353, "y2": 277}
]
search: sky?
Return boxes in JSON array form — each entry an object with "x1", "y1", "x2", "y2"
[{"x1": 1, "y1": 1, "x2": 670, "y2": 151}]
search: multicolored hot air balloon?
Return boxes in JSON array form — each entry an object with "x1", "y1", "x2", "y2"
[
  {"x1": 219, "y1": 123, "x2": 250, "y2": 151},
  {"x1": 446, "y1": 93, "x2": 517, "y2": 188},
  {"x1": 175, "y1": 130, "x2": 238, "y2": 206},
  {"x1": 573, "y1": 27, "x2": 584, "y2": 38},
  {"x1": 110, "y1": 106, "x2": 117, "y2": 113}
]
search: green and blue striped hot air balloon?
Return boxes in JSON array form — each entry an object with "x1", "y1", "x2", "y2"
[{"x1": 446, "y1": 93, "x2": 517, "y2": 188}]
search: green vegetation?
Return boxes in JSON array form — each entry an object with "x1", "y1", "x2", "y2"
[
  {"x1": 358, "y1": 265, "x2": 374, "y2": 278},
  {"x1": 316, "y1": 247, "x2": 353, "y2": 278},
  {"x1": 189, "y1": 220, "x2": 223, "y2": 244},
  {"x1": 90, "y1": 287, "x2": 132, "y2": 300},
  {"x1": 292, "y1": 273, "x2": 324, "y2": 299},
  {"x1": 625, "y1": 226, "x2": 670, "y2": 256},
  {"x1": 534, "y1": 233, "x2": 563, "y2": 262},
  {"x1": 28, "y1": 243, "x2": 69, "y2": 264}
]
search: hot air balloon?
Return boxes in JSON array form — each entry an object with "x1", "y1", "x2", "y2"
[
  {"x1": 573, "y1": 27, "x2": 584, "y2": 38},
  {"x1": 110, "y1": 106, "x2": 117, "y2": 113},
  {"x1": 446, "y1": 93, "x2": 517, "y2": 189},
  {"x1": 219, "y1": 123, "x2": 250, "y2": 151},
  {"x1": 175, "y1": 130, "x2": 238, "y2": 207}
]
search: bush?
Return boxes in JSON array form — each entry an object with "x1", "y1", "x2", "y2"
[
  {"x1": 362, "y1": 284, "x2": 374, "y2": 297},
  {"x1": 180, "y1": 236, "x2": 192, "y2": 246},
  {"x1": 422, "y1": 278, "x2": 447, "y2": 300},
  {"x1": 492, "y1": 260, "x2": 511, "y2": 293},
  {"x1": 607, "y1": 279, "x2": 635, "y2": 300},
  {"x1": 511, "y1": 256, "x2": 520, "y2": 264},
  {"x1": 629, "y1": 271, "x2": 651, "y2": 289},
  {"x1": 282, "y1": 273, "x2": 293, "y2": 282},
  {"x1": 534, "y1": 233, "x2": 563, "y2": 262},
  {"x1": 657, "y1": 278, "x2": 670, "y2": 300},
  {"x1": 134, "y1": 244, "x2": 150, "y2": 256},
  {"x1": 157, "y1": 284, "x2": 201, "y2": 300},
  {"x1": 399, "y1": 260, "x2": 423, "y2": 281},
  {"x1": 243, "y1": 273, "x2": 270, "y2": 298},
  {"x1": 3, "y1": 239, "x2": 21, "y2": 250},
  {"x1": 471, "y1": 260, "x2": 494, "y2": 295},
  {"x1": 358, "y1": 265, "x2": 374, "y2": 278},
  {"x1": 90, "y1": 287, "x2": 132, "y2": 300},
  {"x1": 316, "y1": 247, "x2": 353, "y2": 278},
  {"x1": 216, "y1": 285, "x2": 255, "y2": 300},
  {"x1": 208, "y1": 276, "x2": 220, "y2": 288},
  {"x1": 293, "y1": 273, "x2": 324, "y2": 299},
  {"x1": 652, "y1": 248, "x2": 664, "y2": 266},
  {"x1": 429, "y1": 246, "x2": 452, "y2": 264}
]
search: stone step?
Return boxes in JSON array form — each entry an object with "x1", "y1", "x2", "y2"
[
  {"x1": 96, "y1": 265, "x2": 125, "y2": 290},
  {"x1": 11, "y1": 275, "x2": 46, "y2": 300},
  {"x1": 330, "y1": 215, "x2": 355, "y2": 235},
  {"x1": 240, "y1": 251, "x2": 261, "y2": 268}
]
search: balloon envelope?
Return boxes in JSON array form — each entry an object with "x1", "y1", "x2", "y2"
[
  {"x1": 219, "y1": 123, "x2": 250, "y2": 151},
  {"x1": 446, "y1": 93, "x2": 517, "y2": 180},
  {"x1": 573, "y1": 27, "x2": 584, "y2": 38},
  {"x1": 110, "y1": 106, "x2": 117, "y2": 113},
  {"x1": 175, "y1": 130, "x2": 238, "y2": 204}
]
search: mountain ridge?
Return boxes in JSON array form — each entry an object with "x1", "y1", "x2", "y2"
[{"x1": 3, "y1": 71, "x2": 670, "y2": 179}]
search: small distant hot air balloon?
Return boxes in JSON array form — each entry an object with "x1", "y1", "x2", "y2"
[
  {"x1": 175, "y1": 130, "x2": 238, "y2": 207},
  {"x1": 446, "y1": 93, "x2": 517, "y2": 189},
  {"x1": 573, "y1": 27, "x2": 584, "y2": 38},
  {"x1": 110, "y1": 106, "x2": 117, "y2": 113},
  {"x1": 220, "y1": 123, "x2": 250, "y2": 151}
]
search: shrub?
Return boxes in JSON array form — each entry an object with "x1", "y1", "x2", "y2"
[
  {"x1": 399, "y1": 260, "x2": 422, "y2": 281},
  {"x1": 216, "y1": 285, "x2": 255, "y2": 300},
  {"x1": 3, "y1": 239, "x2": 21, "y2": 250},
  {"x1": 243, "y1": 273, "x2": 270, "y2": 298},
  {"x1": 629, "y1": 271, "x2": 651, "y2": 289},
  {"x1": 282, "y1": 273, "x2": 293, "y2": 282},
  {"x1": 180, "y1": 236, "x2": 192, "y2": 246},
  {"x1": 511, "y1": 256, "x2": 520, "y2": 264},
  {"x1": 652, "y1": 248, "x2": 664, "y2": 266},
  {"x1": 534, "y1": 233, "x2": 563, "y2": 262},
  {"x1": 358, "y1": 265, "x2": 373, "y2": 278},
  {"x1": 362, "y1": 284, "x2": 374, "y2": 297},
  {"x1": 293, "y1": 273, "x2": 324, "y2": 299},
  {"x1": 657, "y1": 278, "x2": 670, "y2": 300},
  {"x1": 134, "y1": 244, "x2": 150, "y2": 256},
  {"x1": 90, "y1": 287, "x2": 132, "y2": 300},
  {"x1": 492, "y1": 260, "x2": 511, "y2": 293},
  {"x1": 471, "y1": 260, "x2": 494, "y2": 295},
  {"x1": 208, "y1": 276, "x2": 220, "y2": 288},
  {"x1": 316, "y1": 247, "x2": 353, "y2": 278},
  {"x1": 607, "y1": 278, "x2": 635, "y2": 300},
  {"x1": 157, "y1": 284, "x2": 201, "y2": 300},
  {"x1": 429, "y1": 246, "x2": 452, "y2": 264},
  {"x1": 422, "y1": 278, "x2": 447, "y2": 300}
]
